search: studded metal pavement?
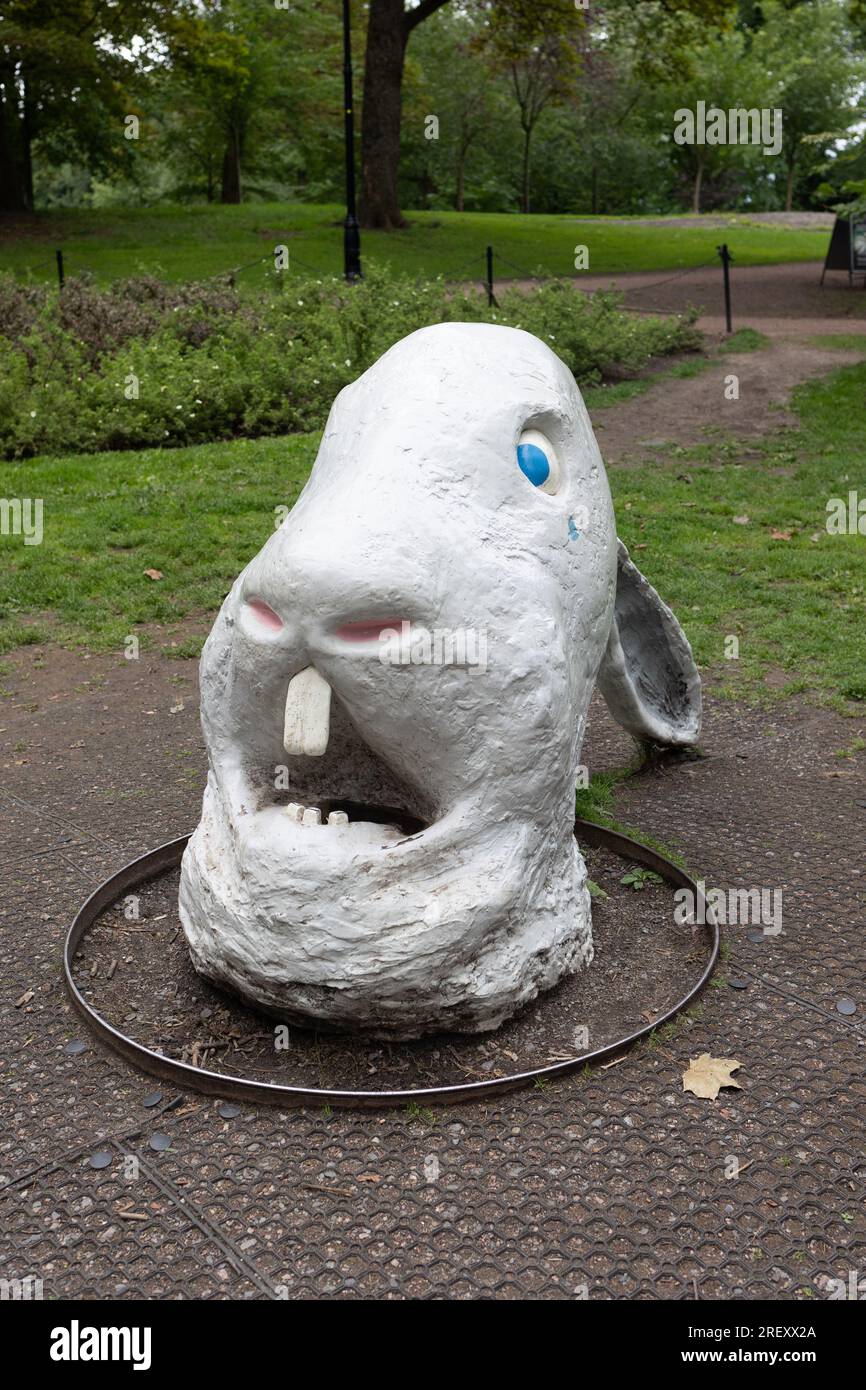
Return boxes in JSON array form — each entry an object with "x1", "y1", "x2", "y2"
[{"x1": 1, "y1": 641, "x2": 864, "y2": 1300}]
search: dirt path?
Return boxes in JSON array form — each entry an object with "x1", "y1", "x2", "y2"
[
  {"x1": 573, "y1": 260, "x2": 866, "y2": 466},
  {"x1": 570, "y1": 259, "x2": 866, "y2": 322},
  {"x1": 459, "y1": 261, "x2": 866, "y2": 466},
  {"x1": 591, "y1": 334, "x2": 866, "y2": 467}
]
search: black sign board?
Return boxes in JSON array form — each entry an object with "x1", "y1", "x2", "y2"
[{"x1": 820, "y1": 214, "x2": 866, "y2": 285}]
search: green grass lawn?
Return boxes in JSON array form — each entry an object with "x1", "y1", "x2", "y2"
[
  {"x1": 0, "y1": 434, "x2": 316, "y2": 655},
  {"x1": 2, "y1": 360, "x2": 864, "y2": 709},
  {"x1": 0, "y1": 203, "x2": 831, "y2": 286},
  {"x1": 611, "y1": 373, "x2": 866, "y2": 709}
]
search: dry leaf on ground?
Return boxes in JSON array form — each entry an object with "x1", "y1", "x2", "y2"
[
  {"x1": 143, "y1": 568, "x2": 163, "y2": 581},
  {"x1": 682, "y1": 1053, "x2": 742, "y2": 1100}
]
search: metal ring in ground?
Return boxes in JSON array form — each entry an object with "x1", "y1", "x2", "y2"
[{"x1": 63, "y1": 820, "x2": 719, "y2": 1109}]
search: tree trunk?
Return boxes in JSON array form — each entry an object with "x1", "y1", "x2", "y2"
[
  {"x1": 22, "y1": 75, "x2": 34, "y2": 210},
  {"x1": 520, "y1": 125, "x2": 532, "y2": 214},
  {"x1": 0, "y1": 68, "x2": 29, "y2": 213},
  {"x1": 785, "y1": 162, "x2": 795, "y2": 213},
  {"x1": 692, "y1": 157, "x2": 703, "y2": 215},
  {"x1": 0, "y1": 129, "x2": 27, "y2": 211},
  {"x1": 359, "y1": 0, "x2": 409, "y2": 229},
  {"x1": 221, "y1": 127, "x2": 243, "y2": 204},
  {"x1": 455, "y1": 127, "x2": 472, "y2": 213}
]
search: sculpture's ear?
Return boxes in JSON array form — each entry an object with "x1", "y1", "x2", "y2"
[{"x1": 596, "y1": 540, "x2": 701, "y2": 747}]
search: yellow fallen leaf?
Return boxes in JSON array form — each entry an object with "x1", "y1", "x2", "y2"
[
  {"x1": 770, "y1": 529, "x2": 792, "y2": 540},
  {"x1": 682, "y1": 1053, "x2": 742, "y2": 1100},
  {"x1": 143, "y1": 568, "x2": 163, "y2": 581}
]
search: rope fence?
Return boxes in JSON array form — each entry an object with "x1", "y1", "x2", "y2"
[{"x1": 8, "y1": 240, "x2": 736, "y2": 329}]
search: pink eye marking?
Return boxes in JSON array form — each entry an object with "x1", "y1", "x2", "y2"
[
  {"x1": 335, "y1": 618, "x2": 408, "y2": 643},
  {"x1": 245, "y1": 598, "x2": 284, "y2": 632}
]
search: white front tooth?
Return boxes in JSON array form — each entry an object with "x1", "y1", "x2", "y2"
[
  {"x1": 284, "y1": 802, "x2": 304, "y2": 822},
  {"x1": 302, "y1": 806, "x2": 322, "y2": 826},
  {"x1": 327, "y1": 811, "x2": 349, "y2": 826},
  {"x1": 283, "y1": 666, "x2": 331, "y2": 757}
]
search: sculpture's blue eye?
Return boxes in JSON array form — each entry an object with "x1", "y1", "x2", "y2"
[
  {"x1": 517, "y1": 442, "x2": 550, "y2": 487},
  {"x1": 516, "y1": 429, "x2": 561, "y2": 495}
]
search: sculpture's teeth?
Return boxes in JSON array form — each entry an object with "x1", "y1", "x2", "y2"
[
  {"x1": 302, "y1": 806, "x2": 322, "y2": 826},
  {"x1": 328, "y1": 810, "x2": 349, "y2": 825},
  {"x1": 284, "y1": 802, "x2": 304, "y2": 822},
  {"x1": 283, "y1": 666, "x2": 331, "y2": 757}
]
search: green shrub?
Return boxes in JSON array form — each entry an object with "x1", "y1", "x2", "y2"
[{"x1": 0, "y1": 265, "x2": 701, "y2": 458}]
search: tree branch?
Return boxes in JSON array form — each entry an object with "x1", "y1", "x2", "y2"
[{"x1": 403, "y1": 0, "x2": 451, "y2": 36}]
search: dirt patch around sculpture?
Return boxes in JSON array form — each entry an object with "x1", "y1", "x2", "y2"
[{"x1": 71, "y1": 844, "x2": 714, "y2": 1095}]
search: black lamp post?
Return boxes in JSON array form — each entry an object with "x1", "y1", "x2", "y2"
[{"x1": 342, "y1": 0, "x2": 362, "y2": 282}]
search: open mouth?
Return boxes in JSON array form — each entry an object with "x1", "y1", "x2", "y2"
[
  {"x1": 235, "y1": 658, "x2": 435, "y2": 848},
  {"x1": 277, "y1": 798, "x2": 427, "y2": 835}
]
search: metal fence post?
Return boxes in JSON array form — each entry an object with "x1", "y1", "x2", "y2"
[{"x1": 717, "y1": 243, "x2": 733, "y2": 334}]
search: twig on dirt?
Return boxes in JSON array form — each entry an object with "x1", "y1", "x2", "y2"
[
  {"x1": 301, "y1": 1182, "x2": 355, "y2": 1199},
  {"x1": 445, "y1": 1045, "x2": 489, "y2": 1080}
]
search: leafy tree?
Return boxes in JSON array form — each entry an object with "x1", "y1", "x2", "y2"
[
  {"x1": 398, "y1": 6, "x2": 516, "y2": 212},
  {"x1": 359, "y1": 0, "x2": 739, "y2": 229},
  {"x1": 0, "y1": 0, "x2": 168, "y2": 213},
  {"x1": 164, "y1": 0, "x2": 342, "y2": 204},
  {"x1": 166, "y1": 1, "x2": 277, "y2": 204},
  {"x1": 657, "y1": 25, "x2": 768, "y2": 210},
  {"x1": 473, "y1": 0, "x2": 582, "y2": 214},
  {"x1": 752, "y1": 0, "x2": 859, "y2": 210}
]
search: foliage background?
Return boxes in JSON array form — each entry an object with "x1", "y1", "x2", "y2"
[{"x1": 4, "y1": 0, "x2": 863, "y2": 220}]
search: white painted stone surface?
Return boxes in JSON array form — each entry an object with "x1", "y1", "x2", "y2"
[{"x1": 179, "y1": 323, "x2": 701, "y2": 1037}]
